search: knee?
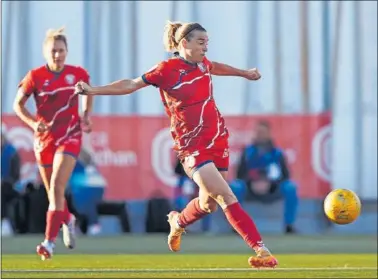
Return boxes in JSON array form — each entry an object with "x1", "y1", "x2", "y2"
[
  {"x1": 280, "y1": 180, "x2": 298, "y2": 197},
  {"x1": 199, "y1": 199, "x2": 218, "y2": 213},
  {"x1": 209, "y1": 190, "x2": 238, "y2": 209},
  {"x1": 49, "y1": 179, "x2": 66, "y2": 200}
]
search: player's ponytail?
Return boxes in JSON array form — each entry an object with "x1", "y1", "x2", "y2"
[
  {"x1": 163, "y1": 21, "x2": 182, "y2": 52},
  {"x1": 43, "y1": 26, "x2": 68, "y2": 49}
]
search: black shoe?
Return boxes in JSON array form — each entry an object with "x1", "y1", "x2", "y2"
[{"x1": 285, "y1": 225, "x2": 296, "y2": 234}]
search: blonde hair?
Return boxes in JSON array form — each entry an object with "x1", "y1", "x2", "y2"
[
  {"x1": 43, "y1": 26, "x2": 68, "y2": 49},
  {"x1": 163, "y1": 21, "x2": 206, "y2": 52}
]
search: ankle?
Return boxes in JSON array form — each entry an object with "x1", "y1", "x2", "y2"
[
  {"x1": 43, "y1": 239, "x2": 55, "y2": 247},
  {"x1": 176, "y1": 215, "x2": 185, "y2": 229}
]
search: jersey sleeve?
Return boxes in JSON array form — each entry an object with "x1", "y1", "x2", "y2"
[
  {"x1": 18, "y1": 71, "x2": 35, "y2": 96},
  {"x1": 78, "y1": 67, "x2": 90, "y2": 85},
  {"x1": 141, "y1": 62, "x2": 168, "y2": 88},
  {"x1": 203, "y1": 56, "x2": 213, "y2": 71}
]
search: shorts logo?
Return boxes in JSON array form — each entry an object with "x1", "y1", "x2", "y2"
[
  {"x1": 198, "y1": 63, "x2": 206, "y2": 73},
  {"x1": 222, "y1": 148, "x2": 229, "y2": 158},
  {"x1": 34, "y1": 139, "x2": 45, "y2": 152},
  {"x1": 185, "y1": 155, "x2": 196, "y2": 168},
  {"x1": 65, "y1": 74, "x2": 76, "y2": 85}
]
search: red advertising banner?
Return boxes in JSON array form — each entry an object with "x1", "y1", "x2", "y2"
[{"x1": 2, "y1": 113, "x2": 331, "y2": 200}]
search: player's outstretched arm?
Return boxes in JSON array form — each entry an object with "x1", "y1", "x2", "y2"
[
  {"x1": 75, "y1": 77, "x2": 148, "y2": 96},
  {"x1": 211, "y1": 61, "x2": 261, "y2": 81}
]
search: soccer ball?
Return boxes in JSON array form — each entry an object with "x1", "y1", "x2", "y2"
[{"x1": 323, "y1": 189, "x2": 361, "y2": 225}]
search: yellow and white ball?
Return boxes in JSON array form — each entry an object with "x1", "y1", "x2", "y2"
[{"x1": 323, "y1": 189, "x2": 361, "y2": 225}]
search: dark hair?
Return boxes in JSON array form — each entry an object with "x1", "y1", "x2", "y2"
[
  {"x1": 257, "y1": 120, "x2": 271, "y2": 129},
  {"x1": 163, "y1": 21, "x2": 206, "y2": 52}
]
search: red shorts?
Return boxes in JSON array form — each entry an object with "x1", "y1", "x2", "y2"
[
  {"x1": 34, "y1": 138, "x2": 81, "y2": 167},
  {"x1": 180, "y1": 146, "x2": 230, "y2": 178}
]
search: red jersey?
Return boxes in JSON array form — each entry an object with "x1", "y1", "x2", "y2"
[
  {"x1": 142, "y1": 56, "x2": 229, "y2": 156},
  {"x1": 18, "y1": 65, "x2": 89, "y2": 146}
]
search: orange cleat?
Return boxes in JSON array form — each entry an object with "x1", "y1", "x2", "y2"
[
  {"x1": 167, "y1": 211, "x2": 185, "y2": 252},
  {"x1": 248, "y1": 246, "x2": 279, "y2": 268}
]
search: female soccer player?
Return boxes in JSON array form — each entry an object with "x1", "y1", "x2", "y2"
[
  {"x1": 13, "y1": 27, "x2": 93, "y2": 260},
  {"x1": 75, "y1": 21, "x2": 278, "y2": 268}
]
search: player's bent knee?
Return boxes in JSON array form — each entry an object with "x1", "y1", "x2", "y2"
[
  {"x1": 280, "y1": 180, "x2": 298, "y2": 195},
  {"x1": 200, "y1": 199, "x2": 218, "y2": 213},
  {"x1": 210, "y1": 191, "x2": 238, "y2": 209}
]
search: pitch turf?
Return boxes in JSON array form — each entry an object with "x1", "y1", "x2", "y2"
[{"x1": 2, "y1": 254, "x2": 377, "y2": 278}]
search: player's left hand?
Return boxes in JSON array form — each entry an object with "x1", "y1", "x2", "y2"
[
  {"x1": 75, "y1": 81, "x2": 92, "y2": 95},
  {"x1": 244, "y1": 68, "x2": 261, "y2": 81},
  {"x1": 81, "y1": 115, "x2": 92, "y2": 133}
]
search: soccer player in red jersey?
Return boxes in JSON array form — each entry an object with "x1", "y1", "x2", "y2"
[
  {"x1": 75, "y1": 21, "x2": 278, "y2": 268},
  {"x1": 13, "y1": 27, "x2": 93, "y2": 260}
]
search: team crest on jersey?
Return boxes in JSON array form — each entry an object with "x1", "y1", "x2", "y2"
[
  {"x1": 198, "y1": 62, "x2": 207, "y2": 73},
  {"x1": 65, "y1": 74, "x2": 75, "y2": 85}
]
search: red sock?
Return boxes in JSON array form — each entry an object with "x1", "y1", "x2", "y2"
[
  {"x1": 177, "y1": 197, "x2": 208, "y2": 228},
  {"x1": 45, "y1": 210, "x2": 64, "y2": 242},
  {"x1": 62, "y1": 199, "x2": 71, "y2": 224},
  {"x1": 223, "y1": 202, "x2": 264, "y2": 251}
]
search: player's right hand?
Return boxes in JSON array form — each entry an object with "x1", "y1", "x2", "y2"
[
  {"x1": 75, "y1": 81, "x2": 91, "y2": 95},
  {"x1": 33, "y1": 121, "x2": 49, "y2": 133}
]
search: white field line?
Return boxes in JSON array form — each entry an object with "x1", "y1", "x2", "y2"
[{"x1": 2, "y1": 267, "x2": 377, "y2": 273}]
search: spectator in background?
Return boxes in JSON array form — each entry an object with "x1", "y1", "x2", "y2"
[
  {"x1": 1, "y1": 129, "x2": 21, "y2": 236},
  {"x1": 236, "y1": 120, "x2": 299, "y2": 234},
  {"x1": 67, "y1": 148, "x2": 106, "y2": 236}
]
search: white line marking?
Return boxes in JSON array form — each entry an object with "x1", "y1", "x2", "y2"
[{"x1": 3, "y1": 267, "x2": 376, "y2": 273}]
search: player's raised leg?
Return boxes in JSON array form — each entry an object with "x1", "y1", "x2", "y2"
[
  {"x1": 36, "y1": 152, "x2": 77, "y2": 260},
  {"x1": 194, "y1": 163, "x2": 278, "y2": 268}
]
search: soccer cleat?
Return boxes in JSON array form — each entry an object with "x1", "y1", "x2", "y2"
[
  {"x1": 248, "y1": 246, "x2": 279, "y2": 268},
  {"x1": 167, "y1": 211, "x2": 185, "y2": 252},
  {"x1": 36, "y1": 242, "x2": 54, "y2": 261},
  {"x1": 62, "y1": 214, "x2": 76, "y2": 249}
]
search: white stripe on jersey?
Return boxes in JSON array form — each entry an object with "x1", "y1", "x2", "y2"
[
  {"x1": 206, "y1": 75, "x2": 222, "y2": 149},
  {"x1": 39, "y1": 86, "x2": 75, "y2": 96},
  {"x1": 179, "y1": 74, "x2": 213, "y2": 150},
  {"x1": 172, "y1": 73, "x2": 209, "y2": 90},
  {"x1": 55, "y1": 121, "x2": 81, "y2": 146},
  {"x1": 47, "y1": 93, "x2": 77, "y2": 126}
]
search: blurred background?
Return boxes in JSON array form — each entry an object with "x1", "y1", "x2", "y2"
[{"x1": 1, "y1": 0, "x2": 377, "y2": 251}]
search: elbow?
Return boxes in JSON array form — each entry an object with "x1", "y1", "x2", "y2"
[
  {"x1": 13, "y1": 101, "x2": 21, "y2": 114},
  {"x1": 123, "y1": 84, "x2": 138, "y2": 95},
  {"x1": 13, "y1": 99, "x2": 25, "y2": 115}
]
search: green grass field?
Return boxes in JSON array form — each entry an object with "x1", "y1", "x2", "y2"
[
  {"x1": 2, "y1": 235, "x2": 377, "y2": 278},
  {"x1": 2, "y1": 254, "x2": 377, "y2": 278}
]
